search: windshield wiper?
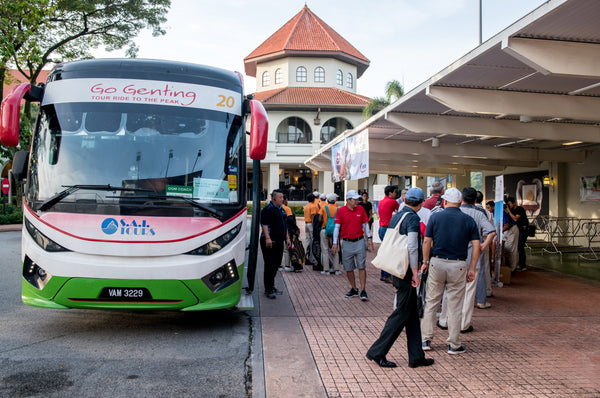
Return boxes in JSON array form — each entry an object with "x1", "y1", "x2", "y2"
[
  {"x1": 38, "y1": 185, "x2": 154, "y2": 212},
  {"x1": 116, "y1": 194, "x2": 225, "y2": 219}
]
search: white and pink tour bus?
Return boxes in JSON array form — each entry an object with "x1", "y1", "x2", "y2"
[{"x1": 0, "y1": 59, "x2": 267, "y2": 311}]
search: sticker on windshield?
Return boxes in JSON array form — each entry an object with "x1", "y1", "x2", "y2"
[
  {"x1": 193, "y1": 178, "x2": 229, "y2": 203},
  {"x1": 42, "y1": 78, "x2": 242, "y2": 115},
  {"x1": 227, "y1": 175, "x2": 237, "y2": 189},
  {"x1": 166, "y1": 185, "x2": 193, "y2": 198}
]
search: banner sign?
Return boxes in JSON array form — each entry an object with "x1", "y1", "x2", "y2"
[
  {"x1": 580, "y1": 176, "x2": 600, "y2": 201},
  {"x1": 331, "y1": 131, "x2": 369, "y2": 182},
  {"x1": 42, "y1": 78, "x2": 242, "y2": 115}
]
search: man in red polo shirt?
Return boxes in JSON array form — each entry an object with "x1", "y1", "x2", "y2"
[
  {"x1": 331, "y1": 190, "x2": 374, "y2": 301},
  {"x1": 377, "y1": 185, "x2": 399, "y2": 283},
  {"x1": 422, "y1": 181, "x2": 445, "y2": 211}
]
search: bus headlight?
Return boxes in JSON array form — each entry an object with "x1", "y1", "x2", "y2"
[
  {"x1": 24, "y1": 218, "x2": 70, "y2": 252},
  {"x1": 185, "y1": 223, "x2": 242, "y2": 255},
  {"x1": 202, "y1": 261, "x2": 239, "y2": 292},
  {"x1": 23, "y1": 256, "x2": 52, "y2": 289}
]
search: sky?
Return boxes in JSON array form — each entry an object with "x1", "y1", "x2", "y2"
[{"x1": 92, "y1": 0, "x2": 549, "y2": 99}]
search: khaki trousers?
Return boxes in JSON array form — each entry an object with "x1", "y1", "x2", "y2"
[
  {"x1": 421, "y1": 257, "x2": 467, "y2": 349},
  {"x1": 320, "y1": 229, "x2": 340, "y2": 272},
  {"x1": 439, "y1": 268, "x2": 480, "y2": 331}
]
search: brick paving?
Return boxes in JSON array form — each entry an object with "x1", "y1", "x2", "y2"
[{"x1": 279, "y1": 219, "x2": 600, "y2": 398}]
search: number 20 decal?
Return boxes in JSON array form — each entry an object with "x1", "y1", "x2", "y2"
[{"x1": 217, "y1": 95, "x2": 235, "y2": 108}]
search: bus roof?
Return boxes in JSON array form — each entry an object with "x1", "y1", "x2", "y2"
[{"x1": 48, "y1": 59, "x2": 243, "y2": 93}]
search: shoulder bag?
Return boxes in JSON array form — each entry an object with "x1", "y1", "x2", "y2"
[{"x1": 371, "y1": 213, "x2": 409, "y2": 278}]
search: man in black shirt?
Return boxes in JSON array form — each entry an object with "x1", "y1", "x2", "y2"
[
  {"x1": 359, "y1": 191, "x2": 373, "y2": 237},
  {"x1": 260, "y1": 190, "x2": 291, "y2": 299},
  {"x1": 506, "y1": 196, "x2": 529, "y2": 270}
]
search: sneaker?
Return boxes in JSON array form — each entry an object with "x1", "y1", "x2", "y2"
[
  {"x1": 422, "y1": 341, "x2": 431, "y2": 351},
  {"x1": 344, "y1": 288, "x2": 359, "y2": 298},
  {"x1": 271, "y1": 288, "x2": 283, "y2": 295},
  {"x1": 320, "y1": 270, "x2": 329, "y2": 275},
  {"x1": 448, "y1": 345, "x2": 466, "y2": 355},
  {"x1": 460, "y1": 325, "x2": 474, "y2": 333},
  {"x1": 265, "y1": 291, "x2": 276, "y2": 299},
  {"x1": 436, "y1": 321, "x2": 448, "y2": 330},
  {"x1": 476, "y1": 302, "x2": 491, "y2": 309},
  {"x1": 360, "y1": 290, "x2": 368, "y2": 301},
  {"x1": 284, "y1": 266, "x2": 294, "y2": 272},
  {"x1": 334, "y1": 270, "x2": 342, "y2": 275}
]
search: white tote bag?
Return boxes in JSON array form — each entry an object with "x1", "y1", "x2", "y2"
[{"x1": 371, "y1": 213, "x2": 409, "y2": 278}]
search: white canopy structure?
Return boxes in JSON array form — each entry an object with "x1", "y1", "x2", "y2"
[{"x1": 305, "y1": 0, "x2": 600, "y2": 177}]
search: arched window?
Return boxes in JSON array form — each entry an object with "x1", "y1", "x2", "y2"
[
  {"x1": 262, "y1": 71, "x2": 270, "y2": 87},
  {"x1": 336, "y1": 70, "x2": 343, "y2": 85},
  {"x1": 346, "y1": 73, "x2": 353, "y2": 89},
  {"x1": 320, "y1": 118, "x2": 353, "y2": 144},
  {"x1": 277, "y1": 117, "x2": 312, "y2": 143},
  {"x1": 275, "y1": 68, "x2": 283, "y2": 84},
  {"x1": 296, "y1": 66, "x2": 307, "y2": 82},
  {"x1": 314, "y1": 67, "x2": 325, "y2": 83}
]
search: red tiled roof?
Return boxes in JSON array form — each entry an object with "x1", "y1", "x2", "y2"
[
  {"x1": 253, "y1": 87, "x2": 370, "y2": 106},
  {"x1": 2, "y1": 69, "x2": 50, "y2": 99},
  {"x1": 244, "y1": 6, "x2": 369, "y2": 77}
]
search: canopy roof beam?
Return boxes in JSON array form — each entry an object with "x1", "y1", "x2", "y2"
[
  {"x1": 501, "y1": 37, "x2": 600, "y2": 78},
  {"x1": 426, "y1": 86, "x2": 600, "y2": 122},
  {"x1": 369, "y1": 139, "x2": 585, "y2": 163},
  {"x1": 385, "y1": 113, "x2": 600, "y2": 143}
]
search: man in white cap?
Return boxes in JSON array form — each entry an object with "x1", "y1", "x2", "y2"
[
  {"x1": 331, "y1": 190, "x2": 374, "y2": 301},
  {"x1": 319, "y1": 193, "x2": 327, "y2": 209},
  {"x1": 319, "y1": 193, "x2": 340, "y2": 275},
  {"x1": 420, "y1": 187, "x2": 481, "y2": 355}
]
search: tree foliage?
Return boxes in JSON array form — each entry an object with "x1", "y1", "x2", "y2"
[
  {"x1": 363, "y1": 79, "x2": 405, "y2": 119},
  {"x1": 0, "y1": 0, "x2": 54, "y2": 97},
  {"x1": 1, "y1": 0, "x2": 170, "y2": 160},
  {"x1": 14, "y1": 0, "x2": 171, "y2": 93}
]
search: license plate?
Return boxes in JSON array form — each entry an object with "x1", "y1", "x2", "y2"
[{"x1": 99, "y1": 287, "x2": 152, "y2": 300}]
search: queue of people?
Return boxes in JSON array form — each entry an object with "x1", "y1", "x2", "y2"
[{"x1": 259, "y1": 184, "x2": 530, "y2": 368}]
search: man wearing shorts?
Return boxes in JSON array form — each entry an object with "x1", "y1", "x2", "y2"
[{"x1": 331, "y1": 190, "x2": 374, "y2": 301}]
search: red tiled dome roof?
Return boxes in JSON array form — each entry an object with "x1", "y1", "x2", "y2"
[
  {"x1": 244, "y1": 6, "x2": 369, "y2": 78},
  {"x1": 253, "y1": 87, "x2": 370, "y2": 107}
]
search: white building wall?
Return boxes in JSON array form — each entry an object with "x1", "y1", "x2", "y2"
[{"x1": 255, "y1": 57, "x2": 359, "y2": 94}]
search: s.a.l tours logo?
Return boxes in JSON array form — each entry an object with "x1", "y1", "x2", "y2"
[{"x1": 101, "y1": 218, "x2": 155, "y2": 236}]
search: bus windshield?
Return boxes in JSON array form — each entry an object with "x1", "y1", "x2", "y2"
[{"x1": 27, "y1": 102, "x2": 245, "y2": 218}]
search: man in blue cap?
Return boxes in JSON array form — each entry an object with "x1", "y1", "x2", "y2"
[{"x1": 366, "y1": 187, "x2": 434, "y2": 368}]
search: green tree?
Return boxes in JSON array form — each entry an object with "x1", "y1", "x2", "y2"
[
  {"x1": 1, "y1": 0, "x2": 170, "y2": 159},
  {"x1": 14, "y1": 0, "x2": 171, "y2": 107},
  {"x1": 363, "y1": 79, "x2": 405, "y2": 119},
  {"x1": 0, "y1": 0, "x2": 54, "y2": 98}
]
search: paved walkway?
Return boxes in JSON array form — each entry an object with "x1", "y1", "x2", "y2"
[
  {"x1": 6, "y1": 221, "x2": 600, "y2": 396},
  {"x1": 260, "y1": 219, "x2": 600, "y2": 398}
]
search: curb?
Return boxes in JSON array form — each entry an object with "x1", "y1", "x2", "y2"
[{"x1": 0, "y1": 224, "x2": 22, "y2": 232}]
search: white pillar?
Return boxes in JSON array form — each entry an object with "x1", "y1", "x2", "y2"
[
  {"x1": 268, "y1": 162, "x2": 280, "y2": 195},
  {"x1": 320, "y1": 171, "x2": 335, "y2": 195}
]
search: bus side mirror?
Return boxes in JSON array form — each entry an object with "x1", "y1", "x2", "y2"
[
  {"x1": 12, "y1": 151, "x2": 29, "y2": 183},
  {"x1": 248, "y1": 99, "x2": 268, "y2": 160},
  {"x1": 0, "y1": 83, "x2": 33, "y2": 147}
]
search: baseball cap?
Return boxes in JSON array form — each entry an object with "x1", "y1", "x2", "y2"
[
  {"x1": 326, "y1": 193, "x2": 337, "y2": 202},
  {"x1": 405, "y1": 187, "x2": 425, "y2": 202},
  {"x1": 320, "y1": 193, "x2": 327, "y2": 200},
  {"x1": 441, "y1": 187, "x2": 462, "y2": 203},
  {"x1": 313, "y1": 191, "x2": 320, "y2": 197},
  {"x1": 346, "y1": 190, "x2": 360, "y2": 200}
]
